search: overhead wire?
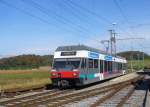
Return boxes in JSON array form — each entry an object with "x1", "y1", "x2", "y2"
[
  {"x1": 21, "y1": 0, "x2": 93, "y2": 36},
  {"x1": 0, "y1": 0, "x2": 80, "y2": 35},
  {"x1": 0, "y1": 0, "x2": 96, "y2": 43},
  {"x1": 22, "y1": 0, "x2": 105, "y2": 44},
  {"x1": 0, "y1": 0, "x2": 137, "y2": 49},
  {"x1": 113, "y1": 0, "x2": 130, "y2": 24},
  {"x1": 66, "y1": 0, "x2": 133, "y2": 36},
  {"x1": 113, "y1": 0, "x2": 134, "y2": 35},
  {"x1": 0, "y1": 0, "x2": 56, "y2": 26},
  {"x1": 53, "y1": 0, "x2": 104, "y2": 42},
  {"x1": 66, "y1": 0, "x2": 112, "y2": 25},
  {"x1": 64, "y1": 0, "x2": 132, "y2": 36},
  {"x1": 56, "y1": 0, "x2": 96, "y2": 30}
]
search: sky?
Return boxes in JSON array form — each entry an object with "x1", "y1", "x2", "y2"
[{"x1": 0, "y1": 0, "x2": 150, "y2": 57}]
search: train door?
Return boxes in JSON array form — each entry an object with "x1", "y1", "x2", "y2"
[
  {"x1": 80, "y1": 58, "x2": 87, "y2": 80},
  {"x1": 108, "y1": 61, "x2": 112, "y2": 74},
  {"x1": 104, "y1": 61, "x2": 109, "y2": 78},
  {"x1": 87, "y1": 59, "x2": 94, "y2": 79},
  {"x1": 87, "y1": 58, "x2": 99, "y2": 80},
  {"x1": 112, "y1": 61, "x2": 116, "y2": 73}
]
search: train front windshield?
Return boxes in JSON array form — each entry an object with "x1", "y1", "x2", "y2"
[{"x1": 53, "y1": 58, "x2": 81, "y2": 71}]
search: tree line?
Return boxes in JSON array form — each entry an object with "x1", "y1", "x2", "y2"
[{"x1": 0, "y1": 55, "x2": 53, "y2": 70}]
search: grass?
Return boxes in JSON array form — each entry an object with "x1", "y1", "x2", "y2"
[
  {"x1": 127, "y1": 59, "x2": 150, "y2": 69},
  {"x1": 0, "y1": 69, "x2": 51, "y2": 91}
]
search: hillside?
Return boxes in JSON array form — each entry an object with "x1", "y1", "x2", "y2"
[
  {"x1": 117, "y1": 51, "x2": 150, "y2": 60},
  {"x1": 0, "y1": 55, "x2": 53, "y2": 70}
]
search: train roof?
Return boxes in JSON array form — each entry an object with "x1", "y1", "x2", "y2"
[
  {"x1": 56, "y1": 45, "x2": 126, "y2": 60},
  {"x1": 56, "y1": 45, "x2": 105, "y2": 53}
]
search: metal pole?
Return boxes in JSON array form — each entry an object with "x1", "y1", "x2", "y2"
[
  {"x1": 131, "y1": 42, "x2": 133, "y2": 72},
  {"x1": 109, "y1": 30, "x2": 113, "y2": 55},
  {"x1": 114, "y1": 32, "x2": 117, "y2": 56},
  {"x1": 143, "y1": 51, "x2": 145, "y2": 70},
  {"x1": 137, "y1": 53, "x2": 140, "y2": 69}
]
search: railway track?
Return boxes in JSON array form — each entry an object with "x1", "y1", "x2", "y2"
[
  {"x1": 90, "y1": 84, "x2": 135, "y2": 107},
  {"x1": 0, "y1": 75, "x2": 144, "y2": 107},
  {"x1": 0, "y1": 89, "x2": 73, "y2": 107},
  {"x1": 0, "y1": 85, "x2": 47, "y2": 98},
  {"x1": 64, "y1": 75, "x2": 146, "y2": 107}
]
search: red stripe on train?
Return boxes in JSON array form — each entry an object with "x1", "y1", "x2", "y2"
[{"x1": 51, "y1": 71, "x2": 79, "y2": 79}]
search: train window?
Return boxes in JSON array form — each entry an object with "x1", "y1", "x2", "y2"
[
  {"x1": 100, "y1": 60, "x2": 103, "y2": 73},
  {"x1": 81, "y1": 59, "x2": 84, "y2": 68},
  {"x1": 88, "y1": 59, "x2": 93, "y2": 68},
  {"x1": 108, "y1": 61, "x2": 112, "y2": 71},
  {"x1": 117, "y1": 62, "x2": 119, "y2": 71},
  {"x1": 120, "y1": 63, "x2": 122, "y2": 70},
  {"x1": 104, "y1": 61, "x2": 108, "y2": 72},
  {"x1": 110, "y1": 62, "x2": 112, "y2": 71},
  {"x1": 116, "y1": 63, "x2": 118, "y2": 71},
  {"x1": 108, "y1": 61, "x2": 110, "y2": 71},
  {"x1": 123, "y1": 63, "x2": 126, "y2": 70},
  {"x1": 118, "y1": 63, "x2": 120, "y2": 70},
  {"x1": 112, "y1": 61, "x2": 115, "y2": 72},
  {"x1": 81, "y1": 58, "x2": 86, "y2": 68},
  {"x1": 94, "y1": 59, "x2": 98, "y2": 68},
  {"x1": 53, "y1": 58, "x2": 81, "y2": 70}
]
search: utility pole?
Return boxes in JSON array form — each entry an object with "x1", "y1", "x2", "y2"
[
  {"x1": 142, "y1": 51, "x2": 145, "y2": 70},
  {"x1": 101, "y1": 23, "x2": 117, "y2": 55},
  {"x1": 108, "y1": 29, "x2": 117, "y2": 55},
  {"x1": 109, "y1": 30, "x2": 113, "y2": 55},
  {"x1": 101, "y1": 40, "x2": 110, "y2": 53},
  {"x1": 100, "y1": 29, "x2": 116, "y2": 55}
]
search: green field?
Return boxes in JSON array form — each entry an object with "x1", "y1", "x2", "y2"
[
  {"x1": 0, "y1": 70, "x2": 51, "y2": 91},
  {"x1": 127, "y1": 59, "x2": 150, "y2": 70}
]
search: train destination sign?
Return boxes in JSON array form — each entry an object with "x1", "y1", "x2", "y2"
[
  {"x1": 104, "y1": 55, "x2": 112, "y2": 61},
  {"x1": 61, "y1": 51, "x2": 76, "y2": 56},
  {"x1": 88, "y1": 52, "x2": 99, "y2": 59}
]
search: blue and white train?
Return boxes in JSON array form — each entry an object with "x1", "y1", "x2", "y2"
[{"x1": 50, "y1": 45, "x2": 127, "y2": 87}]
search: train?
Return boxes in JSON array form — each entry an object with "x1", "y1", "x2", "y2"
[{"x1": 50, "y1": 45, "x2": 127, "y2": 87}]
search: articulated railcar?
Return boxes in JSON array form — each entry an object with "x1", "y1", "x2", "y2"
[{"x1": 50, "y1": 45, "x2": 127, "y2": 87}]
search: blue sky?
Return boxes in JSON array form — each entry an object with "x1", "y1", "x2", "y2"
[{"x1": 0, "y1": 0, "x2": 150, "y2": 56}]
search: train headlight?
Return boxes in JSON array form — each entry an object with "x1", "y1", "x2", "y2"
[
  {"x1": 51, "y1": 69, "x2": 56, "y2": 72},
  {"x1": 72, "y1": 72, "x2": 78, "y2": 77},
  {"x1": 73, "y1": 69, "x2": 79, "y2": 71},
  {"x1": 51, "y1": 72, "x2": 58, "y2": 77}
]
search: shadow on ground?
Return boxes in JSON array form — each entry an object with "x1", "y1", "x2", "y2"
[{"x1": 136, "y1": 71, "x2": 150, "y2": 107}]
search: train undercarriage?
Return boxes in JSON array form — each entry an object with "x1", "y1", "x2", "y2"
[{"x1": 51, "y1": 78, "x2": 82, "y2": 88}]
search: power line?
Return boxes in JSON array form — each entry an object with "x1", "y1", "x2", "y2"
[
  {"x1": 66, "y1": 0, "x2": 112, "y2": 24},
  {"x1": 54, "y1": 0, "x2": 106, "y2": 41},
  {"x1": 113, "y1": 0, "x2": 130, "y2": 24},
  {"x1": 21, "y1": 0, "x2": 92, "y2": 35},
  {"x1": 66, "y1": 0, "x2": 133, "y2": 37},
  {"x1": 0, "y1": 0, "x2": 56, "y2": 26},
  {"x1": 0, "y1": 0, "x2": 94, "y2": 43},
  {"x1": 22, "y1": 0, "x2": 103, "y2": 44},
  {"x1": 113, "y1": 0, "x2": 134, "y2": 35},
  {"x1": 1, "y1": 0, "x2": 138, "y2": 49},
  {"x1": 0, "y1": 0, "x2": 84, "y2": 36},
  {"x1": 57, "y1": 0, "x2": 96, "y2": 30}
]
